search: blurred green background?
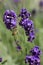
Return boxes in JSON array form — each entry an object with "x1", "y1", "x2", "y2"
[{"x1": 0, "y1": 0, "x2": 43, "y2": 65}]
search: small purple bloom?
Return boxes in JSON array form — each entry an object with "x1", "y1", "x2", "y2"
[
  {"x1": 0, "y1": 58, "x2": 2, "y2": 62},
  {"x1": 3, "y1": 10, "x2": 17, "y2": 30},
  {"x1": 19, "y1": 18, "x2": 33, "y2": 30},
  {"x1": 16, "y1": 45, "x2": 21, "y2": 51},
  {"x1": 30, "y1": 46, "x2": 41, "y2": 56},
  {"x1": 25, "y1": 55, "x2": 40, "y2": 65},
  {"x1": 25, "y1": 55, "x2": 33, "y2": 63},
  {"x1": 34, "y1": 57, "x2": 40, "y2": 65},
  {"x1": 39, "y1": 1, "x2": 43, "y2": 7},
  {"x1": 28, "y1": 31, "x2": 35, "y2": 42},
  {"x1": 19, "y1": 8, "x2": 31, "y2": 18},
  {"x1": 14, "y1": 0, "x2": 21, "y2": 3},
  {"x1": 19, "y1": 18, "x2": 35, "y2": 42},
  {"x1": 24, "y1": 20, "x2": 34, "y2": 32},
  {"x1": 25, "y1": 46, "x2": 41, "y2": 65}
]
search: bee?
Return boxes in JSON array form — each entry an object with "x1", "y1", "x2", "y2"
[{"x1": 12, "y1": 26, "x2": 18, "y2": 35}]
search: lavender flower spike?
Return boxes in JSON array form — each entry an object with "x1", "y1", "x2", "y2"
[
  {"x1": 3, "y1": 10, "x2": 17, "y2": 30},
  {"x1": 19, "y1": 8, "x2": 31, "y2": 18},
  {"x1": 28, "y1": 31, "x2": 35, "y2": 42},
  {"x1": 25, "y1": 55, "x2": 40, "y2": 65},
  {"x1": 19, "y1": 18, "x2": 35, "y2": 42},
  {"x1": 30, "y1": 46, "x2": 41, "y2": 56}
]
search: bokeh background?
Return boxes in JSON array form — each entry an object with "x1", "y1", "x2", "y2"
[{"x1": 0, "y1": 0, "x2": 43, "y2": 65}]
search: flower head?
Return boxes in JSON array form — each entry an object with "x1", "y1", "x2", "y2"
[
  {"x1": 25, "y1": 55, "x2": 40, "y2": 65},
  {"x1": 19, "y1": 18, "x2": 35, "y2": 42},
  {"x1": 19, "y1": 8, "x2": 31, "y2": 19},
  {"x1": 3, "y1": 10, "x2": 17, "y2": 30},
  {"x1": 16, "y1": 45, "x2": 21, "y2": 51},
  {"x1": 14, "y1": 0, "x2": 21, "y2": 3},
  {"x1": 25, "y1": 55, "x2": 33, "y2": 63},
  {"x1": 30, "y1": 46, "x2": 41, "y2": 56},
  {"x1": 0, "y1": 58, "x2": 2, "y2": 62},
  {"x1": 28, "y1": 30, "x2": 35, "y2": 42},
  {"x1": 39, "y1": 1, "x2": 43, "y2": 7}
]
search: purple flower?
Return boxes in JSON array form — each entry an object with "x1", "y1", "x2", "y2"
[
  {"x1": 28, "y1": 31, "x2": 35, "y2": 42},
  {"x1": 19, "y1": 8, "x2": 35, "y2": 42},
  {"x1": 14, "y1": 0, "x2": 21, "y2": 3},
  {"x1": 3, "y1": 10, "x2": 17, "y2": 30},
  {"x1": 25, "y1": 20, "x2": 34, "y2": 33},
  {"x1": 34, "y1": 57, "x2": 40, "y2": 65},
  {"x1": 16, "y1": 45, "x2": 21, "y2": 51},
  {"x1": 39, "y1": 1, "x2": 43, "y2": 7},
  {"x1": 19, "y1": 18, "x2": 33, "y2": 30},
  {"x1": 25, "y1": 46, "x2": 41, "y2": 65},
  {"x1": 0, "y1": 58, "x2": 2, "y2": 62},
  {"x1": 19, "y1": 18, "x2": 35, "y2": 42},
  {"x1": 25, "y1": 55, "x2": 40, "y2": 65},
  {"x1": 30, "y1": 46, "x2": 41, "y2": 56},
  {"x1": 19, "y1": 8, "x2": 31, "y2": 18},
  {"x1": 25, "y1": 55, "x2": 33, "y2": 63}
]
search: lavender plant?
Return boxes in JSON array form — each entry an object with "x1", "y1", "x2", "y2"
[
  {"x1": 0, "y1": 0, "x2": 42, "y2": 65},
  {"x1": 19, "y1": 8, "x2": 35, "y2": 42},
  {"x1": 2, "y1": 8, "x2": 41, "y2": 65},
  {"x1": 1, "y1": 7, "x2": 42, "y2": 65}
]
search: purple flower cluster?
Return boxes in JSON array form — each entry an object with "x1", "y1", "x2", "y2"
[
  {"x1": 0, "y1": 58, "x2": 2, "y2": 62},
  {"x1": 25, "y1": 55, "x2": 40, "y2": 65},
  {"x1": 19, "y1": 8, "x2": 31, "y2": 19},
  {"x1": 30, "y1": 46, "x2": 41, "y2": 56},
  {"x1": 25, "y1": 46, "x2": 41, "y2": 65},
  {"x1": 19, "y1": 8, "x2": 35, "y2": 42},
  {"x1": 39, "y1": 0, "x2": 43, "y2": 7},
  {"x1": 14, "y1": 0, "x2": 20, "y2": 3},
  {"x1": 3, "y1": 10, "x2": 17, "y2": 30}
]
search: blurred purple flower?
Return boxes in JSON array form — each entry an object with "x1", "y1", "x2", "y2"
[
  {"x1": 3, "y1": 10, "x2": 17, "y2": 30},
  {"x1": 39, "y1": 1, "x2": 43, "y2": 7},
  {"x1": 0, "y1": 58, "x2": 2, "y2": 62},
  {"x1": 25, "y1": 55, "x2": 40, "y2": 65},
  {"x1": 25, "y1": 55, "x2": 33, "y2": 63},
  {"x1": 14, "y1": 0, "x2": 20, "y2": 2},
  {"x1": 28, "y1": 30, "x2": 35, "y2": 42},
  {"x1": 19, "y1": 18, "x2": 35, "y2": 42},
  {"x1": 16, "y1": 45, "x2": 21, "y2": 51},
  {"x1": 19, "y1": 8, "x2": 31, "y2": 19},
  {"x1": 19, "y1": 8, "x2": 35, "y2": 42},
  {"x1": 30, "y1": 46, "x2": 41, "y2": 56}
]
